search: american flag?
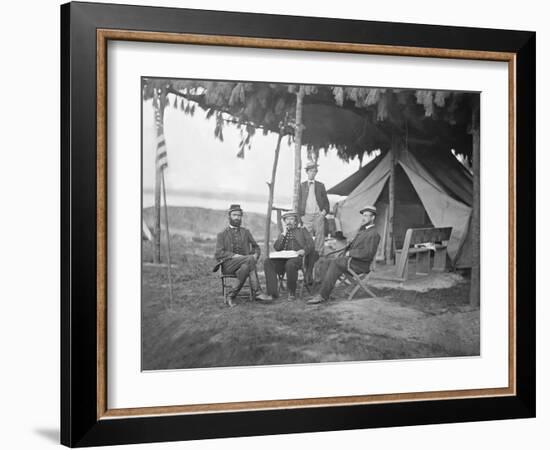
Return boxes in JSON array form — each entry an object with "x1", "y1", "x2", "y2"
[{"x1": 153, "y1": 91, "x2": 168, "y2": 171}]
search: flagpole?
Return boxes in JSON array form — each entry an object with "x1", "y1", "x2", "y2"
[
  {"x1": 161, "y1": 170, "x2": 174, "y2": 309},
  {"x1": 152, "y1": 91, "x2": 162, "y2": 264}
]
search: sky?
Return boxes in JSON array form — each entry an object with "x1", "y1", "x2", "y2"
[{"x1": 142, "y1": 93, "x2": 374, "y2": 214}]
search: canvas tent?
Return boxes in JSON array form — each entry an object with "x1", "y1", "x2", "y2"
[{"x1": 328, "y1": 146, "x2": 473, "y2": 268}]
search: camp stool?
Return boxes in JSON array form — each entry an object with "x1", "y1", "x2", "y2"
[
  {"x1": 338, "y1": 259, "x2": 377, "y2": 301},
  {"x1": 220, "y1": 271, "x2": 255, "y2": 304}
]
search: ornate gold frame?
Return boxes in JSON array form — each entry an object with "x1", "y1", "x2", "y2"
[{"x1": 96, "y1": 29, "x2": 516, "y2": 420}]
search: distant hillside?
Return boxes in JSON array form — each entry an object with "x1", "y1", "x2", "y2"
[{"x1": 143, "y1": 206, "x2": 279, "y2": 241}]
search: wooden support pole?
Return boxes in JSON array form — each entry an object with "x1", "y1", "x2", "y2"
[
  {"x1": 385, "y1": 137, "x2": 397, "y2": 265},
  {"x1": 276, "y1": 209, "x2": 283, "y2": 233},
  {"x1": 153, "y1": 167, "x2": 161, "y2": 264},
  {"x1": 161, "y1": 171, "x2": 174, "y2": 309},
  {"x1": 470, "y1": 107, "x2": 480, "y2": 307},
  {"x1": 292, "y1": 85, "x2": 305, "y2": 211},
  {"x1": 152, "y1": 95, "x2": 162, "y2": 264},
  {"x1": 264, "y1": 131, "x2": 284, "y2": 258}
]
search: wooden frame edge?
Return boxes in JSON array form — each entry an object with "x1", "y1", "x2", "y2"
[
  {"x1": 97, "y1": 29, "x2": 515, "y2": 61},
  {"x1": 508, "y1": 55, "x2": 517, "y2": 395},
  {"x1": 97, "y1": 28, "x2": 108, "y2": 419},
  {"x1": 100, "y1": 387, "x2": 515, "y2": 419},
  {"x1": 95, "y1": 28, "x2": 517, "y2": 420}
]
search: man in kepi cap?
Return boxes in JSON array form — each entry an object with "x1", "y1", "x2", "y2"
[
  {"x1": 307, "y1": 205, "x2": 380, "y2": 305},
  {"x1": 263, "y1": 211, "x2": 314, "y2": 301},
  {"x1": 298, "y1": 161, "x2": 330, "y2": 254},
  {"x1": 213, "y1": 204, "x2": 270, "y2": 307}
]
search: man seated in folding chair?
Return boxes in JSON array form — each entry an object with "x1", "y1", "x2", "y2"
[
  {"x1": 307, "y1": 205, "x2": 380, "y2": 305},
  {"x1": 263, "y1": 210, "x2": 314, "y2": 301},
  {"x1": 213, "y1": 204, "x2": 271, "y2": 307}
]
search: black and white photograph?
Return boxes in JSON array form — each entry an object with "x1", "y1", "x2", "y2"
[
  {"x1": 141, "y1": 78, "x2": 480, "y2": 371},
  {"x1": 2, "y1": 0, "x2": 543, "y2": 445},
  {"x1": 0, "y1": 0, "x2": 544, "y2": 446}
]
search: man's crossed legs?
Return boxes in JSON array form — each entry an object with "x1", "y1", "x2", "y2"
[{"x1": 222, "y1": 255, "x2": 269, "y2": 306}]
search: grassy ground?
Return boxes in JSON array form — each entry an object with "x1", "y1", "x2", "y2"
[{"x1": 141, "y1": 238, "x2": 480, "y2": 370}]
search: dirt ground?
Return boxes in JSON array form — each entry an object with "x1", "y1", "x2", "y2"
[{"x1": 141, "y1": 237, "x2": 480, "y2": 370}]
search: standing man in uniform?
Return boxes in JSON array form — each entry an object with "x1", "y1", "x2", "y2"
[
  {"x1": 213, "y1": 204, "x2": 270, "y2": 307},
  {"x1": 263, "y1": 211, "x2": 314, "y2": 301},
  {"x1": 307, "y1": 205, "x2": 380, "y2": 305}
]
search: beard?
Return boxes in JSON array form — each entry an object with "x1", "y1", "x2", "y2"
[
  {"x1": 229, "y1": 218, "x2": 242, "y2": 227},
  {"x1": 361, "y1": 217, "x2": 374, "y2": 227}
]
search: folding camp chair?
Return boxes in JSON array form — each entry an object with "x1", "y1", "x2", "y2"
[{"x1": 339, "y1": 258, "x2": 377, "y2": 301}]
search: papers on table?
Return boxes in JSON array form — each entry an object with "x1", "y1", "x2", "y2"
[{"x1": 269, "y1": 250, "x2": 299, "y2": 259}]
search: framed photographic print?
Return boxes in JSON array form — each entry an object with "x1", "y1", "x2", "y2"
[{"x1": 61, "y1": 1, "x2": 536, "y2": 447}]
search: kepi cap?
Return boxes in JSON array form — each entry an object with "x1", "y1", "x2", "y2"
[
  {"x1": 228, "y1": 204, "x2": 243, "y2": 214},
  {"x1": 282, "y1": 210, "x2": 298, "y2": 220}
]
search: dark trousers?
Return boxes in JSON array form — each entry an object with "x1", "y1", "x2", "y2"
[
  {"x1": 305, "y1": 251, "x2": 319, "y2": 284},
  {"x1": 222, "y1": 255, "x2": 259, "y2": 296},
  {"x1": 264, "y1": 257, "x2": 302, "y2": 297},
  {"x1": 319, "y1": 256, "x2": 368, "y2": 300}
]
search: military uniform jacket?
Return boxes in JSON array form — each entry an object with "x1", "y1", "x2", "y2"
[
  {"x1": 273, "y1": 227, "x2": 315, "y2": 255},
  {"x1": 347, "y1": 225, "x2": 381, "y2": 272},
  {"x1": 213, "y1": 227, "x2": 261, "y2": 271}
]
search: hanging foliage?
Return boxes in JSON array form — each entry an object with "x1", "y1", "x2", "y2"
[
  {"x1": 377, "y1": 92, "x2": 389, "y2": 121},
  {"x1": 332, "y1": 86, "x2": 344, "y2": 106},
  {"x1": 306, "y1": 145, "x2": 320, "y2": 163},
  {"x1": 365, "y1": 88, "x2": 384, "y2": 107},
  {"x1": 214, "y1": 112, "x2": 224, "y2": 142},
  {"x1": 142, "y1": 77, "x2": 478, "y2": 160},
  {"x1": 205, "y1": 108, "x2": 216, "y2": 120},
  {"x1": 415, "y1": 90, "x2": 435, "y2": 117},
  {"x1": 229, "y1": 82, "x2": 246, "y2": 106},
  {"x1": 434, "y1": 91, "x2": 450, "y2": 107},
  {"x1": 236, "y1": 124, "x2": 256, "y2": 159}
]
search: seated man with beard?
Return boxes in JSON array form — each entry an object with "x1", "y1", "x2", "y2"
[
  {"x1": 213, "y1": 204, "x2": 270, "y2": 307},
  {"x1": 263, "y1": 211, "x2": 314, "y2": 301}
]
